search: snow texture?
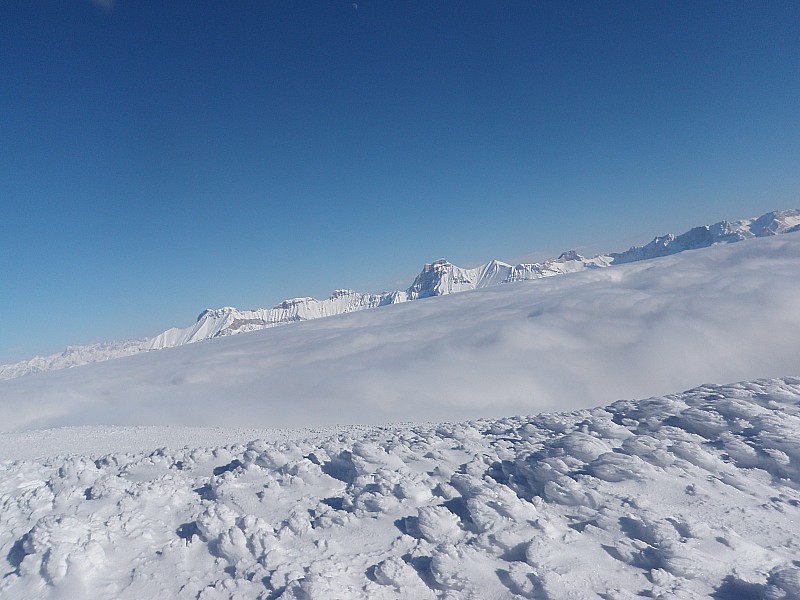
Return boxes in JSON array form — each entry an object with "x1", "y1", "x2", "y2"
[
  {"x1": 2, "y1": 377, "x2": 800, "y2": 599},
  {"x1": 1, "y1": 230, "x2": 800, "y2": 432},
  {"x1": 2, "y1": 208, "x2": 798, "y2": 380}
]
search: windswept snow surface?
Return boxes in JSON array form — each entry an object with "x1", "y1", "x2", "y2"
[
  {"x1": 3, "y1": 208, "x2": 798, "y2": 380},
  {"x1": 2, "y1": 378, "x2": 800, "y2": 599},
  {"x1": 2, "y1": 232, "x2": 800, "y2": 432}
]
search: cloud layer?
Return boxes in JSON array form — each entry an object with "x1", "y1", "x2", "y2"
[{"x1": 1, "y1": 233, "x2": 799, "y2": 432}]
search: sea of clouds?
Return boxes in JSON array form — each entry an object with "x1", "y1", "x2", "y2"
[{"x1": 1, "y1": 233, "x2": 799, "y2": 433}]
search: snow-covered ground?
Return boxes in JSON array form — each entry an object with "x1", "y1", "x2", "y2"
[
  {"x1": 2, "y1": 232, "x2": 800, "y2": 432},
  {"x1": 2, "y1": 377, "x2": 800, "y2": 599},
  {"x1": 2, "y1": 229, "x2": 800, "y2": 599}
]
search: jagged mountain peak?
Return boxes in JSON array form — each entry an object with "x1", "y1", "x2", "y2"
[
  {"x1": 751, "y1": 208, "x2": 800, "y2": 236},
  {"x1": 274, "y1": 297, "x2": 315, "y2": 309},
  {"x1": 420, "y1": 258, "x2": 453, "y2": 272},
  {"x1": 557, "y1": 250, "x2": 584, "y2": 262},
  {"x1": 197, "y1": 307, "x2": 239, "y2": 322},
  {"x1": 608, "y1": 209, "x2": 800, "y2": 265}
]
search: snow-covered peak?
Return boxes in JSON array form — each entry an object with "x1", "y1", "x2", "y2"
[
  {"x1": 556, "y1": 249, "x2": 584, "y2": 262},
  {"x1": 609, "y1": 208, "x2": 800, "y2": 264},
  {"x1": 405, "y1": 259, "x2": 480, "y2": 298},
  {"x1": 749, "y1": 208, "x2": 800, "y2": 236},
  {"x1": 196, "y1": 307, "x2": 238, "y2": 322}
]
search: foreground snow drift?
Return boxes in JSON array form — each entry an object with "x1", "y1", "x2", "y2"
[
  {"x1": 3, "y1": 233, "x2": 800, "y2": 432},
  {"x1": 2, "y1": 377, "x2": 800, "y2": 599}
]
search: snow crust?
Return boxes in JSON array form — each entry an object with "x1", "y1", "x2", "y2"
[
  {"x1": 3, "y1": 209, "x2": 797, "y2": 380},
  {"x1": 2, "y1": 231, "x2": 800, "y2": 433},
  {"x1": 2, "y1": 377, "x2": 800, "y2": 599}
]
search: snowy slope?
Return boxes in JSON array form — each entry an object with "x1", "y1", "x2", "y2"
[
  {"x1": 1, "y1": 232, "x2": 799, "y2": 433},
  {"x1": 2, "y1": 377, "x2": 799, "y2": 599},
  {"x1": 3, "y1": 208, "x2": 798, "y2": 380}
]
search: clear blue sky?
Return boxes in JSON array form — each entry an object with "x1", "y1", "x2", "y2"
[{"x1": 2, "y1": 0, "x2": 799, "y2": 363}]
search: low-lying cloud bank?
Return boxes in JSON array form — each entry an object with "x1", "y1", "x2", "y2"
[{"x1": 1, "y1": 233, "x2": 799, "y2": 432}]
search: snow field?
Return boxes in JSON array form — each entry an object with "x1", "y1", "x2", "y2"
[{"x1": 2, "y1": 377, "x2": 800, "y2": 599}]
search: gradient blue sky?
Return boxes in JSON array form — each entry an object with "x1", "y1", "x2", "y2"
[{"x1": 2, "y1": 0, "x2": 799, "y2": 363}]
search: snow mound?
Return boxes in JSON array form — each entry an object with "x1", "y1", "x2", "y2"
[{"x1": 2, "y1": 377, "x2": 800, "y2": 598}]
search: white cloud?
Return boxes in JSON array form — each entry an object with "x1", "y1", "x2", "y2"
[{"x1": 1, "y1": 233, "x2": 799, "y2": 432}]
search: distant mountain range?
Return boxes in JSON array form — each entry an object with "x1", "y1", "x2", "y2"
[{"x1": 2, "y1": 208, "x2": 798, "y2": 380}]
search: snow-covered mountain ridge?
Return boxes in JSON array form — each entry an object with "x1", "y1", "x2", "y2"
[{"x1": 3, "y1": 208, "x2": 798, "y2": 380}]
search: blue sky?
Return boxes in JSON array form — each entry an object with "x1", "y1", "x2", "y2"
[{"x1": 1, "y1": 0, "x2": 799, "y2": 363}]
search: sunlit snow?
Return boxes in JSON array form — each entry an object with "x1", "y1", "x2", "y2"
[{"x1": 2, "y1": 378, "x2": 800, "y2": 598}]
